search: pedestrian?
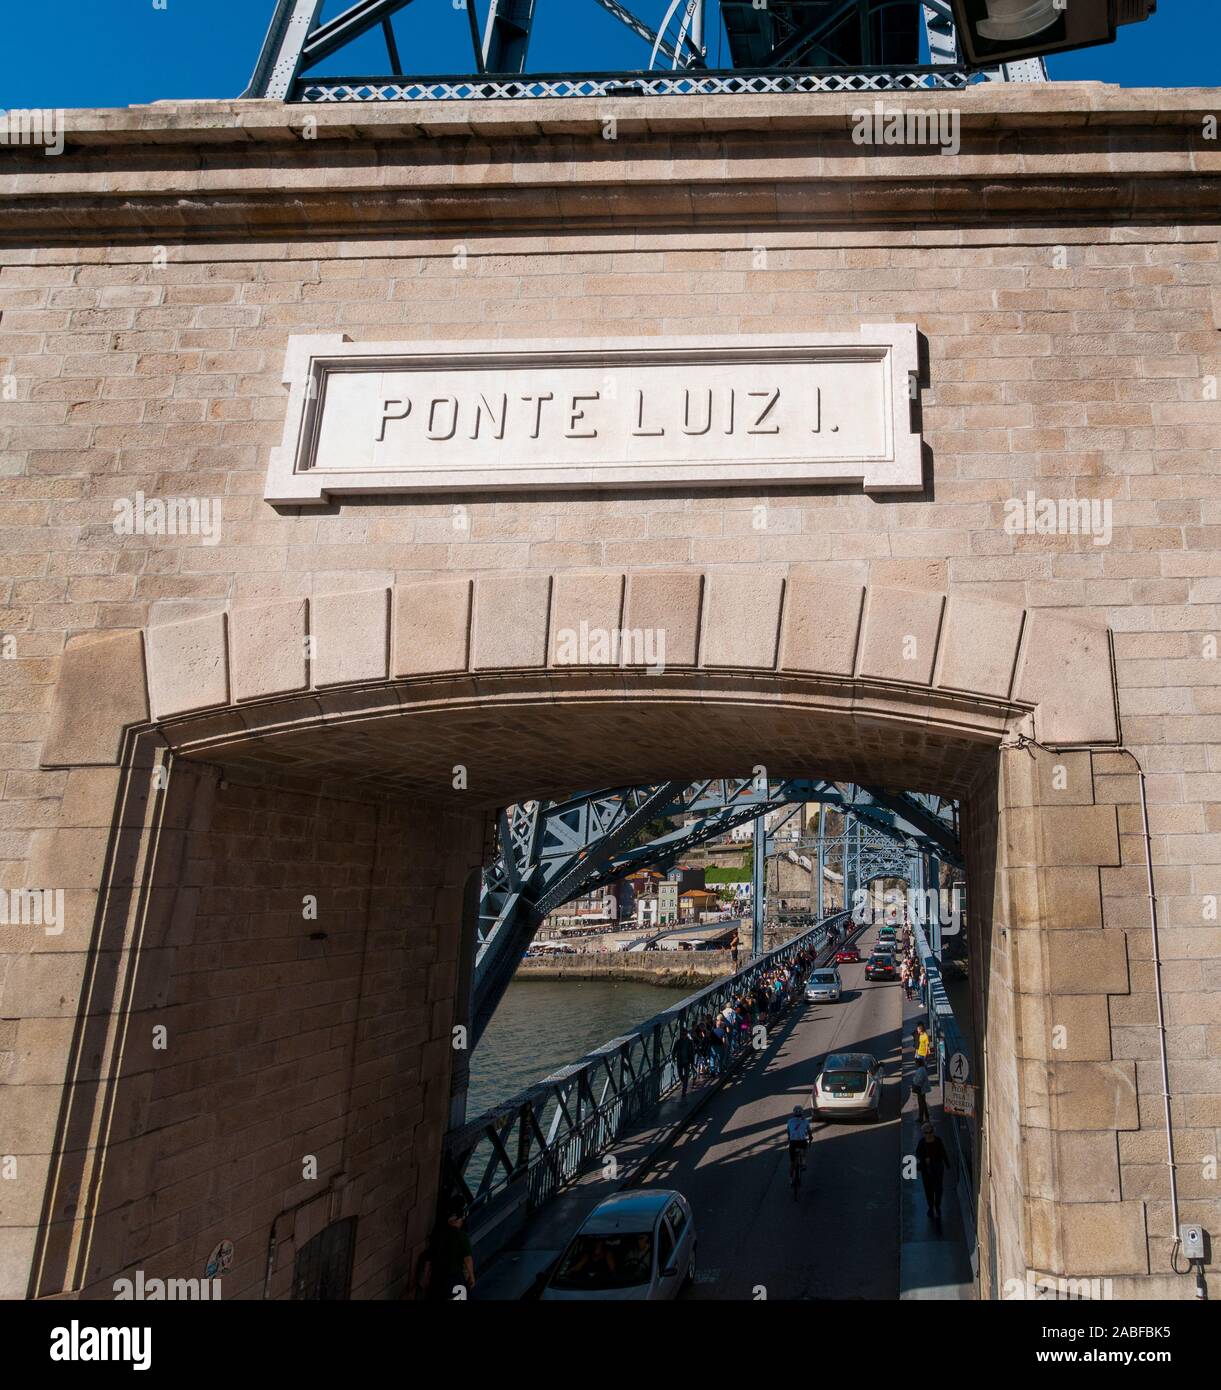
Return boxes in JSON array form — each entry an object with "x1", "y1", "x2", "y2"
[
  {"x1": 693, "y1": 1020, "x2": 709, "y2": 1077},
  {"x1": 914, "y1": 1023, "x2": 932, "y2": 1066},
  {"x1": 674, "y1": 1026, "x2": 695, "y2": 1098},
  {"x1": 912, "y1": 1059, "x2": 931, "y2": 1124},
  {"x1": 711, "y1": 1014, "x2": 726, "y2": 1074},
  {"x1": 916, "y1": 1121, "x2": 949, "y2": 1219},
  {"x1": 417, "y1": 1199, "x2": 476, "y2": 1300}
]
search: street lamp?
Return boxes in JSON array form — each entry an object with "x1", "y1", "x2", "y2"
[
  {"x1": 948, "y1": 0, "x2": 1157, "y2": 68},
  {"x1": 977, "y1": 1, "x2": 1060, "y2": 40}
]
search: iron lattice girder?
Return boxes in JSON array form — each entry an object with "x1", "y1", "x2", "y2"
[
  {"x1": 473, "y1": 782, "x2": 690, "y2": 1040},
  {"x1": 479, "y1": 777, "x2": 961, "y2": 955},
  {"x1": 845, "y1": 785, "x2": 959, "y2": 860},
  {"x1": 592, "y1": 0, "x2": 698, "y2": 70},
  {"x1": 471, "y1": 778, "x2": 959, "y2": 1042},
  {"x1": 473, "y1": 776, "x2": 960, "y2": 1037},
  {"x1": 245, "y1": 0, "x2": 698, "y2": 97},
  {"x1": 300, "y1": 0, "x2": 422, "y2": 67},
  {"x1": 293, "y1": 67, "x2": 977, "y2": 101},
  {"x1": 244, "y1": 0, "x2": 1045, "y2": 101},
  {"x1": 482, "y1": 0, "x2": 537, "y2": 72},
  {"x1": 857, "y1": 834, "x2": 920, "y2": 884},
  {"x1": 741, "y1": 0, "x2": 921, "y2": 69}
]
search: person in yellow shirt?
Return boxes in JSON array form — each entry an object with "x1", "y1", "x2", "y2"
[{"x1": 915, "y1": 1024, "x2": 932, "y2": 1062}]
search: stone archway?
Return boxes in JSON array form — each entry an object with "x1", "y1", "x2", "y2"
[{"x1": 15, "y1": 569, "x2": 1137, "y2": 1299}]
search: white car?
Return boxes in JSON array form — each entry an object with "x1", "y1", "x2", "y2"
[
  {"x1": 812, "y1": 1052, "x2": 883, "y2": 1122},
  {"x1": 805, "y1": 968, "x2": 842, "y2": 1003},
  {"x1": 541, "y1": 1190, "x2": 697, "y2": 1301}
]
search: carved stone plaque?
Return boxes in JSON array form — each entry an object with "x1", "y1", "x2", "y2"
[{"x1": 265, "y1": 327, "x2": 922, "y2": 504}]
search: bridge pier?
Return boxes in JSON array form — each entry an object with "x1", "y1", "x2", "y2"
[{"x1": 968, "y1": 742, "x2": 1160, "y2": 1297}]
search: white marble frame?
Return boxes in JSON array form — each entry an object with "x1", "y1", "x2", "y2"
[{"x1": 265, "y1": 327, "x2": 923, "y2": 504}]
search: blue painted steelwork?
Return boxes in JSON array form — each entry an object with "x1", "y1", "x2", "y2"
[
  {"x1": 473, "y1": 778, "x2": 961, "y2": 1041},
  {"x1": 856, "y1": 835, "x2": 917, "y2": 887},
  {"x1": 243, "y1": 0, "x2": 1046, "y2": 101}
]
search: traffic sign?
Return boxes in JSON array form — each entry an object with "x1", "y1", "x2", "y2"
[
  {"x1": 945, "y1": 1080, "x2": 975, "y2": 1118},
  {"x1": 948, "y1": 1051, "x2": 970, "y2": 1083}
]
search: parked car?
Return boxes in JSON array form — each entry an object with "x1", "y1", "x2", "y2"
[
  {"x1": 805, "y1": 968, "x2": 842, "y2": 1003},
  {"x1": 540, "y1": 1190, "x2": 696, "y2": 1301},
  {"x1": 812, "y1": 1052, "x2": 883, "y2": 1122},
  {"x1": 865, "y1": 954, "x2": 897, "y2": 982},
  {"x1": 834, "y1": 944, "x2": 861, "y2": 964}
]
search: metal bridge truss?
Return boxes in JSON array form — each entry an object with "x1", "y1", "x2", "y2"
[
  {"x1": 857, "y1": 835, "x2": 919, "y2": 886},
  {"x1": 473, "y1": 776, "x2": 960, "y2": 1041},
  {"x1": 244, "y1": 1, "x2": 1046, "y2": 103},
  {"x1": 448, "y1": 910, "x2": 849, "y2": 1218},
  {"x1": 788, "y1": 812, "x2": 940, "y2": 906}
]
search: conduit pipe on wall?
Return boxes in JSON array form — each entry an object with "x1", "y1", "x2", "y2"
[{"x1": 1132, "y1": 754, "x2": 1183, "y2": 1266}]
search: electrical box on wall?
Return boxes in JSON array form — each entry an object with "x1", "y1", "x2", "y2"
[{"x1": 1180, "y1": 1225, "x2": 1207, "y2": 1262}]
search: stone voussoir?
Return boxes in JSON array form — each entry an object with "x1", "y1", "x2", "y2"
[
  {"x1": 146, "y1": 612, "x2": 230, "y2": 721},
  {"x1": 37, "y1": 579, "x2": 1124, "y2": 751}
]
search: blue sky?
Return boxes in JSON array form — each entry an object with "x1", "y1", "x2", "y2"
[{"x1": 0, "y1": 1, "x2": 1215, "y2": 109}]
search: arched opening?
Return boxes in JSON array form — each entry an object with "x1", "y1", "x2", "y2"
[{"x1": 23, "y1": 574, "x2": 1127, "y2": 1300}]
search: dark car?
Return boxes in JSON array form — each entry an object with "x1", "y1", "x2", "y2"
[
  {"x1": 834, "y1": 945, "x2": 861, "y2": 964},
  {"x1": 864, "y1": 953, "x2": 897, "y2": 982}
]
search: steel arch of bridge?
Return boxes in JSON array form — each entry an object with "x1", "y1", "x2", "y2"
[
  {"x1": 473, "y1": 777, "x2": 959, "y2": 1041},
  {"x1": 243, "y1": 1, "x2": 1046, "y2": 103},
  {"x1": 857, "y1": 837, "x2": 917, "y2": 886}
]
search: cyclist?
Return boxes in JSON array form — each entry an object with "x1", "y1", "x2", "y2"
[{"x1": 786, "y1": 1104, "x2": 811, "y2": 1187}]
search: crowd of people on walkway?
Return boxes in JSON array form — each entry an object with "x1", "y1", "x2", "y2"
[
  {"x1": 898, "y1": 926, "x2": 926, "y2": 1002},
  {"x1": 671, "y1": 944, "x2": 818, "y2": 1097}
]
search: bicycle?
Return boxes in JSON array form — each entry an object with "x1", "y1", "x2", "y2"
[{"x1": 789, "y1": 1140, "x2": 808, "y2": 1197}]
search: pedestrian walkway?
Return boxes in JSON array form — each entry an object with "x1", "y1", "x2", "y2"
[{"x1": 898, "y1": 987, "x2": 975, "y2": 1300}]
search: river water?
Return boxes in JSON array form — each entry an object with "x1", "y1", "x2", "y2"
[{"x1": 467, "y1": 978, "x2": 687, "y2": 1117}]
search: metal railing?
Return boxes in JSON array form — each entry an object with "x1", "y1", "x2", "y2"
[
  {"x1": 295, "y1": 66, "x2": 981, "y2": 103},
  {"x1": 445, "y1": 911, "x2": 851, "y2": 1227},
  {"x1": 912, "y1": 917, "x2": 977, "y2": 1273}
]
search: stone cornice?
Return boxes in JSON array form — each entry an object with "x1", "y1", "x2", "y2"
[{"x1": 1, "y1": 84, "x2": 1218, "y2": 244}]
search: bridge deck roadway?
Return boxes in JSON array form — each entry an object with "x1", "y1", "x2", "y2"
[
  {"x1": 639, "y1": 925, "x2": 903, "y2": 1300},
  {"x1": 478, "y1": 925, "x2": 978, "y2": 1300}
]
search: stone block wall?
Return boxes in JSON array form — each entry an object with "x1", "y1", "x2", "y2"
[
  {"x1": 5, "y1": 744, "x2": 483, "y2": 1300},
  {"x1": 1, "y1": 87, "x2": 1218, "y2": 1297}
]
